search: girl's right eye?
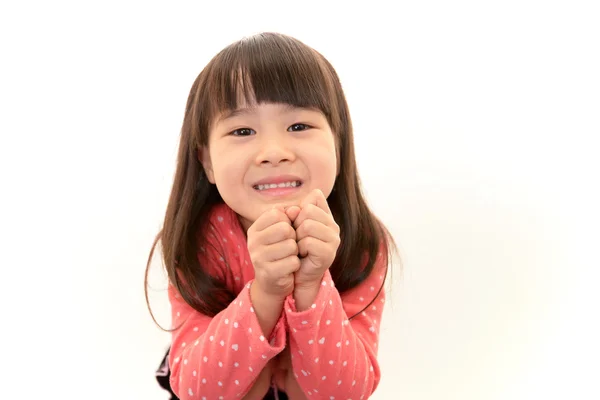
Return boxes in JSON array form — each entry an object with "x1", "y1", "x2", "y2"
[{"x1": 230, "y1": 128, "x2": 255, "y2": 137}]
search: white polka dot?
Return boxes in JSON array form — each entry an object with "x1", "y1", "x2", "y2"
[
  {"x1": 224, "y1": 319, "x2": 229, "y2": 324},
  {"x1": 220, "y1": 340, "x2": 225, "y2": 346},
  {"x1": 370, "y1": 286, "x2": 375, "y2": 291},
  {"x1": 218, "y1": 381, "x2": 223, "y2": 386},
  {"x1": 223, "y1": 238, "x2": 227, "y2": 243},
  {"x1": 329, "y1": 360, "x2": 334, "y2": 365},
  {"x1": 249, "y1": 366, "x2": 253, "y2": 372},
  {"x1": 308, "y1": 391, "x2": 312, "y2": 395},
  {"x1": 248, "y1": 327, "x2": 252, "y2": 333},
  {"x1": 319, "y1": 337, "x2": 325, "y2": 344},
  {"x1": 352, "y1": 379, "x2": 356, "y2": 386},
  {"x1": 308, "y1": 339, "x2": 314, "y2": 344},
  {"x1": 188, "y1": 388, "x2": 193, "y2": 396},
  {"x1": 298, "y1": 350, "x2": 303, "y2": 355},
  {"x1": 194, "y1": 340, "x2": 199, "y2": 346},
  {"x1": 209, "y1": 336, "x2": 214, "y2": 341},
  {"x1": 181, "y1": 342, "x2": 186, "y2": 347},
  {"x1": 370, "y1": 365, "x2": 374, "y2": 372},
  {"x1": 322, "y1": 281, "x2": 326, "y2": 286},
  {"x1": 336, "y1": 342, "x2": 341, "y2": 348},
  {"x1": 235, "y1": 380, "x2": 240, "y2": 385},
  {"x1": 302, "y1": 320, "x2": 308, "y2": 325},
  {"x1": 217, "y1": 216, "x2": 223, "y2": 222},
  {"x1": 239, "y1": 300, "x2": 243, "y2": 306},
  {"x1": 344, "y1": 320, "x2": 349, "y2": 326},
  {"x1": 174, "y1": 357, "x2": 180, "y2": 363},
  {"x1": 346, "y1": 340, "x2": 350, "y2": 345},
  {"x1": 203, "y1": 356, "x2": 208, "y2": 362},
  {"x1": 326, "y1": 320, "x2": 331, "y2": 325},
  {"x1": 183, "y1": 359, "x2": 188, "y2": 365},
  {"x1": 369, "y1": 326, "x2": 375, "y2": 332},
  {"x1": 359, "y1": 297, "x2": 364, "y2": 302},
  {"x1": 311, "y1": 303, "x2": 316, "y2": 309},
  {"x1": 250, "y1": 307, "x2": 254, "y2": 313},
  {"x1": 262, "y1": 354, "x2": 267, "y2": 359},
  {"x1": 192, "y1": 370, "x2": 197, "y2": 377},
  {"x1": 343, "y1": 361, "x2": 347, "y2": 367},
  {"x1": 329, "y1": 300, "x2": 332, "y2": 305},
  {"x1": 218, "y1": 361, "x2": 223, "y2": 367},
  {"x1": 337, "y1": 380, "x2": 342, "y2": 385},
  {"x1": 219, "y1": 256, "x2": 224, "y2": 262},
  {"x1": 301, "y1": 370, "x2": 308, "y2": 376},
  {"x1": 176, "y1": 312, "x2": 180, "y2": 317},
  {"x1": 234, "y1": 362, "x2": 239, "y2": 367},
  {"x1": 202, "y1": 378, "x2": 206, "y2": 384},
  {"x1": 259, "y1": 335, "x2": 265, "y2": 341},
  {"x1": 193, "y1": 327, "x2": 198, "y2": 332},
  {"x1": 314, "y1": 357, "x2": 319, "y2": 363},
  {"x1": 330, "y1": 397, "x2": 335, "y2": 400},
  {"x1": 232, "y1": 344, "x2": 239, "y2": 351}
]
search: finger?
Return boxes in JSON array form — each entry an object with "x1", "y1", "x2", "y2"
[
  {"x1": 259, "y1": 238, "x2": 298, "y2": 261},
  {"x1": 295, "y1": 218, "x2": 340, "y2": 243},
  {"x1": 293, "y1": 204, "x2": 339, "y2": 233},
  {"x1": 257, "y1": 221, "x2": 296, "y2": 246},
  {"x1": 249, "y1": 206, "x2": 290, "y2": 233},
  {"x1": 297, "y1": 236, "x2": 330, "y2": 259},
  {"x1": 267, "y1": 254, "x2": 301, "y2": 274},
  {"x1": 285, "y1": 205, "x2": 301, "y2": 223},
  {"x1": 300, "y1": 189, "x2": 332, "y2": 215}
]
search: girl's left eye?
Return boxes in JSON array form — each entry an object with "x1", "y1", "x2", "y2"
[{"x1": 288, "y1": 123, "x2": 312, "y2": 132}]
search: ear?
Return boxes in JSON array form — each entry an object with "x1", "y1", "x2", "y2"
[{"x1": 197, "y1": 147, "x2": 215, "y2": 184}]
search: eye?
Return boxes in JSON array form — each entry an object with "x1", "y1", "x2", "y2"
[
  {"x1": 230, "y1": 128, "x2": 255, "y2": 137},
  {"x1": 288, "y1": 123, "x2": 312, "y2": 132}
]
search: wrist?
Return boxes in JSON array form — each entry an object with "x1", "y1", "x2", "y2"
[{"x1": 293, "y1": 282, "x2": 321, "y2": 312}]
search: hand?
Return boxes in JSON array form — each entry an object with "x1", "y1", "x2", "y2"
[
  {"x1": 286, "y1": 189, "x2": 340, "y2": 289},
  {"x1": 247, "y1": 206, "x2": 301, "y2": 299}
]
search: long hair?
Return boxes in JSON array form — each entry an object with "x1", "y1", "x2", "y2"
[{"x1": 145, "y1": 32, "x2": 396, "y2": 328}]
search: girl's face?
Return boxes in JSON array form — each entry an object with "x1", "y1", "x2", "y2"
[{"x1": 201, "y1": 101, "x2": 338, "y2": 231}]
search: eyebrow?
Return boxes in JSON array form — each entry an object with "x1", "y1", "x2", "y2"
[{"x1": 217, "y1": 104, "x2": 309, "y2": 124}]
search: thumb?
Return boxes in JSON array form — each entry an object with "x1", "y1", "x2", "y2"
[{"x1": 285, "y1": 205, "x2": 301, "y2": 223}]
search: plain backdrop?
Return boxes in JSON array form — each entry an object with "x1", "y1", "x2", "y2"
[{"x1": 1, "y1": 1, "x2": 599, "y2": 399}]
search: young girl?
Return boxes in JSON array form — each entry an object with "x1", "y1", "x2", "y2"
[{"x1": 146, "y1": 32, "x2": 395, "y2": 400}]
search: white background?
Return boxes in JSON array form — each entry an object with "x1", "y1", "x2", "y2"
[{"x1": 1, "y1": 1, "x2": 599, "y2": 399}]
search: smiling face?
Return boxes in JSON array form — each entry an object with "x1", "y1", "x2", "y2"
[{"x1": 200, "y1": 101, "x2": 338, "y2": 231}]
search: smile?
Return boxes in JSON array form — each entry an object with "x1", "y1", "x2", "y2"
[{"x1": 253, "y1": 180, "x2": 302, "y2": 191}]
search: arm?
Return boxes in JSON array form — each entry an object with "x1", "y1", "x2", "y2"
[
  {"x1": 284, "y1": 253, "x2": 387, "y2": 398},
  {"x1": 168, "y1": 281, "x2": 287, "y2": 399}
]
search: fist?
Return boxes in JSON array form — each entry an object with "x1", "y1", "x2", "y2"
[
  {"x1": 247, "y1": 206, "x2": 301, "y2": 298},
  {"x1": 285, "y1": 189, "x2": 340, "y2": 288}
]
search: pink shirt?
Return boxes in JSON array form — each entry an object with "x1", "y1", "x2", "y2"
[{"x1": 168, "y1": 203, "x2": 386, "y2": 399}]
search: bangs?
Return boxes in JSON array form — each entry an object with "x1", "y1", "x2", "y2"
[{"x1": 201, "y1": 33, "x2": 340, "y2": 129}]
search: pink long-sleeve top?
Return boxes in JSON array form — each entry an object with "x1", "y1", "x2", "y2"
[{"x1": 168, "y1": 203, "x2": 387, "y2": 399}]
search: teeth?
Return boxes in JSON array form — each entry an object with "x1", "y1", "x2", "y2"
[{"x1": 255, "y1": 181, "x2": 301, "y2": 191}]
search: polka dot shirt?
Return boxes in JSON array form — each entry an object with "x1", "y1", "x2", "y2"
[{"x1": 168, "y1": 203, "x2": 387, "y2": 399}]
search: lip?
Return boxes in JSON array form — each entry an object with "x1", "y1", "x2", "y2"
[{"x1": 252, "y1": 175, "x2": 303, "y2": 187}]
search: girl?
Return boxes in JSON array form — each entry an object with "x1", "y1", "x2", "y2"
[{"x1": 145, "y1": 32, "x2": 396, "y2": 400}]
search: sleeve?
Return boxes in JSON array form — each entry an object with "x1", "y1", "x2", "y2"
[
  {"x1": 168, "y1": 232, "x2": 287, "y2": 399},
  {"x1": 283, "y1": 251, "x2": 387, "y2": 399}
]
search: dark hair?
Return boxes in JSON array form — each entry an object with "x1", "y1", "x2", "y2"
[{"x1": 145, "y1": 32, "x2": 396, "y2": 328}]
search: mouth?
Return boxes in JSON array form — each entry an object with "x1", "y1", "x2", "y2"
[{"x1": 253, "y1": 180, "x2": 303, "y2": 191}]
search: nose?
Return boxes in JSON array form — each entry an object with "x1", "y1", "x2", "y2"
[{"x1": 256, "y1": 137, "x2": 295, "y2": 166}]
